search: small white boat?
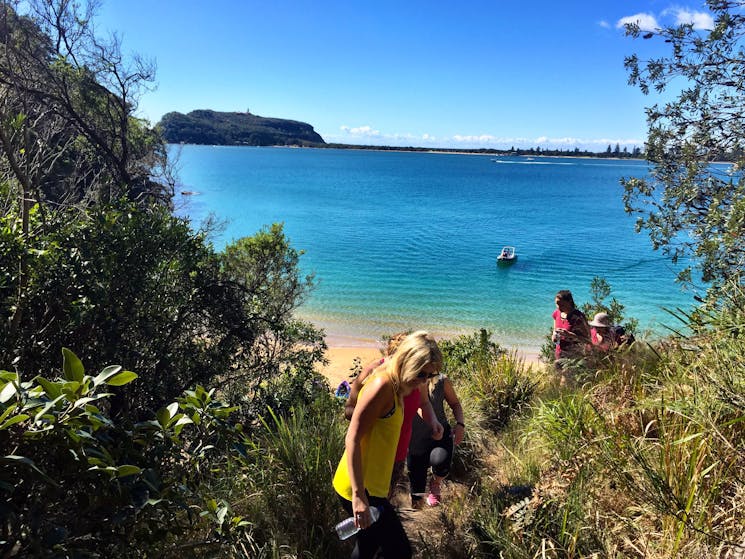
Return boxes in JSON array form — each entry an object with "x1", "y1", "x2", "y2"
[{"x1": 497, "y1": 246, "x2": 517, "y2": 263}]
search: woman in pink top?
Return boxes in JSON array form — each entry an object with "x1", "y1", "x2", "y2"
[
  {"x1": 552, "y1": 290, "x2": 591, "y2": 359},
  {"x1": 552, "y1": 290, "x2": 591, "y2": 385}
]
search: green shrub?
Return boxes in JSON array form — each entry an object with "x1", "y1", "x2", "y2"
[
  {"x1": 0, "y1": 349, "x2": 252, "y2": 557},
  {"x1": 458, "y1": 349, "x2": 538, "y2": 432},
  {"x1": 0, "y1": 203, "x2": 325, "y2": 419},
  {"x1": 440, "y1": 329, "x2": 504, "y2": 375}
]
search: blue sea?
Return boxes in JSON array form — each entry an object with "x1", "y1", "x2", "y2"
[{"x1": 173, "y1": 145, "x2": 700, "y2": 351}]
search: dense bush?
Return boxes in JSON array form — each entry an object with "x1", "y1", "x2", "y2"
[
  {"x1": 0, "y1": 202, "x2": 325, "y2": 419},
  {"x1": 0, "y1": 349, "x2": 251, "y2": 556},
  {"x1": 440, "y1": 328, "x2": 504, "y2": 372}
]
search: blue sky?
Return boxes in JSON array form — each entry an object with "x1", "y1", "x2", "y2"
[{"x1": 94, "y1": 1, "x2": 714, "y2": 150}]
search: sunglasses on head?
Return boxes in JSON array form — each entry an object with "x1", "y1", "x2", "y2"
[{"x1": 416, "y1": 371, "x2": 439, "y2": 380}]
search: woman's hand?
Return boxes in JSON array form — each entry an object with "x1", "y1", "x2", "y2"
[
  {"x1": 430, "y1": 419, "x2": 444, "y2": 441},
  {"x1": 453, "y1": 422, "x2": 465, "y2": 446},
  {"x1": 352, "y1": 495, "x2": 373, "y2": 529}
]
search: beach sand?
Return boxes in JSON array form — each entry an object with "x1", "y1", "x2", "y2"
[{"x1": 318, "y1": 335, "x2": 543, "y2": 389}]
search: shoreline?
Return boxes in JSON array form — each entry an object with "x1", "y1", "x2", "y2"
[{"x1": 317, "y1": 331, "x2": 544, "y2": 389}]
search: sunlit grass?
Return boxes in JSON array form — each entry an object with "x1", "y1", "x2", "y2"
[{"x1": 211, "y1": 309, "x2": 743, "y2": 557}]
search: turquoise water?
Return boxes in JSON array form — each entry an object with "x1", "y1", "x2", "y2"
[{"x1": 174, "y1": 145, "x2": 699, "y2": 350}]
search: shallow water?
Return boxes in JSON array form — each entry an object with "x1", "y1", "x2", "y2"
[{"x1": 174, "y1": 146, "x2": 699, "y2": 350}]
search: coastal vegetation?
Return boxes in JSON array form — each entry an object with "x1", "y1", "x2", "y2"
[
  {"x1": 0, "y1": 0, "x2": 743, "y2": 558},
  {"x1": 622, "y1": 0, "x2": 745, "y2": 293}
]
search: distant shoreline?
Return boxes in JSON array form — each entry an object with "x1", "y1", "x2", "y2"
[{"x1": 171, "y1": 141, "x2": 648, "y2": 161}]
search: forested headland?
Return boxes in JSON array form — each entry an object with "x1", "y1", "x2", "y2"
[
  {"x1": 1, "y1": 1, "x2": 742, "y2": 558},
  {"x1": 159, "y1": 109, "x2": 326, "y2": 146}
]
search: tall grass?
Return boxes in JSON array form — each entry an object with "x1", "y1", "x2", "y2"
[
  {"x1": 203, "y1": 311, "x2": 743, "y2": 557},
  {"x1": 230, "y1": 396, "x2": 347, "y2": 558},
  {"x1": 452, "y1": 349, "x2": 539, "y2": 432},
  {"x1": 443, "y1": 291, "x2": 743, "y2": 558}
]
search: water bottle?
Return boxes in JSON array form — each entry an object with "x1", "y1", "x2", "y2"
[{"x1": 335, "y1": 506, "x2": 382, "y2": 540}]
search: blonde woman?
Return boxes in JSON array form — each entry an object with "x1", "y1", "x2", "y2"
[
  {"x1": 333, "y1": 331, "x2": 443, "y2": 559},
  {"x1": 344, "y1": 332, "x2": 443, "y2": 498}
]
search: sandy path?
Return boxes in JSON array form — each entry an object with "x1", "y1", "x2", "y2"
[{"x1": 319, "y1": 346, "x2": 384, "y2": 388}]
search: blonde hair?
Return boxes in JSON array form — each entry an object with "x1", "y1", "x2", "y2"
[
  {"x1": 384, "y1": 331, "x2": 410, "y2": 356},
  {"x1": 381, "y1": 331, "x2": 442, "y2": 394}
]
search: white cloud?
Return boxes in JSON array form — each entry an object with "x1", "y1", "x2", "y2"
[
  {"x1": 616, "y1": 7, "x2": 715, "y2": 33},
  {"x1": 453, "y1": 134, "x2": 501, "y2": 144},
  {"x1": 670, "y1": 8, "x2": 715, "y2": 30},
  {"x1": 616, "y1": 13, "x2": 659, "y2": 32},
  {"x1": 328, "y1": 127, "x2": 643, "y2": 151},
  {"x1": 598, "y1": 20, "x2": 610, "y2": 29},
  {"x1": 340, "y1": 125, "x2": 381, "y2": 137}
]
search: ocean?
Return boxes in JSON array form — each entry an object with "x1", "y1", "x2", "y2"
[{"x1": 173, "y1": 145, "x2": 699, "y2": 351}]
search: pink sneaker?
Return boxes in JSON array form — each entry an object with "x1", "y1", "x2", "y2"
[{"x1": 426, "y1": 493, "x2": 441, "y2": 506}]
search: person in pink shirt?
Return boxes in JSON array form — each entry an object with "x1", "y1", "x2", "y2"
[
  {"x1": 552, "y1": 290, "x2": 591, "y2": 384},
  {"x1": 552, "y1": 290, "x2": 591, "y2": 358}
]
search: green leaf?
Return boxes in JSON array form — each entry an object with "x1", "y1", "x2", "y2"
[
  {"x1": 61, "y1": 381, "x2": 82, "y2": 398},
  {"x1": 62, "y1": 348, "x2": 84, "y2": 382},
  {"x1": 156, "y1": 407, "x2": 170, "y2": 428},
  {"x1": 116, "y1": 465, "x2": 142, "y2": 477},
  {"x1": 33, "y1": 395, "x2": 65, "y2": 423},
  {"x1": 0, "y1": 414, "x2": 29, "y2": 430},
  {"x1": 216, "y1": 504, "x2": 228, "y2": 525},
  {"x1": 134, "y1": 419, "x2": 162, "y2": 431},
  {"x1": 0, "y1": 402, "x2": 18, "y2": 425},
  {"x1": 0, "y1": 378, "x2": 19, "y2": 403},
  {"x1": 72, "y1": 394, "x2": 113, "y2": 409},
  {"x1": 174, "y1": 415, "x2": 193, "y2": 427},
  {"x1": 674, "y1": 432, "x2": 704, "y2": 445},
  {"x1": 35, "y1": 377, "x2": 62, "y2": 399},
  {"x1": 2, "y1": 455, "x2": 57, "y2": 485},
  {"x1": 166, "y1": 402, "x2": 179, "y2": 418},
  {"x1": 105, "y1": 371, "x2": 138, "y2": 386},
  {"x1": 173, "y1": 415, "x2": 193, "y2": 436},
  {"x1": 92, "y1": 365, "x2": 122, "y2": 387}
]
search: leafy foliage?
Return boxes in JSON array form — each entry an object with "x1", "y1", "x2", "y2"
[
  {"x1": 622, "y1": 0, "x2": 745, "y2": 292},
  {"x1": 440, "y1": 328, "x2": 505, "y2": 372},
  {"x1": 580, "y1": 276, "x2": 638, "y2": 335},
  {"x1": 441, "y1": 331, "x2": 536, "y2": 432},
  {"x1": 0, "y1": 0, "x2": 172, "y2": 206},
  {"x1": 0, "y1": 348, "x2": 345, "y2": 558},
  {"x1": 232, "y1": 400, "x2": 348, "y2": 558},
  {"x1": 0, "y1": 349, "x2": 251, "y2": 556},
  {"x1": 0, "y1": 203, "x2": 325, "y2": 418}
]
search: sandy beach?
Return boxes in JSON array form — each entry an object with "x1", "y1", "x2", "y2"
[{"x1": 318, "y1": 334, "x2": 542, "y2": 389}]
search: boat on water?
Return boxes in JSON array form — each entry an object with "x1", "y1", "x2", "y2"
[{"x1": 497, "y1": 246, "x2": 517, "y2": 263}]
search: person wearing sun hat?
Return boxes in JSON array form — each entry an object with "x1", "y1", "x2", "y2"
[{"x1": 589, "y1": 312, "x2": 616, "y2": 351}]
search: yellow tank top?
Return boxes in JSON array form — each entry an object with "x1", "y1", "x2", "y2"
[{"x1": 333, "y1": 380, "x2": 403, "y2": 499}]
